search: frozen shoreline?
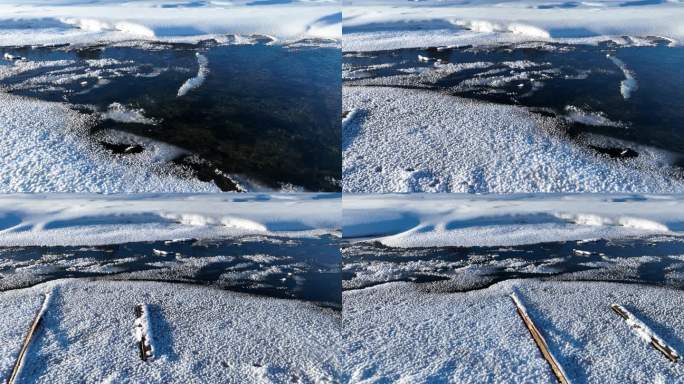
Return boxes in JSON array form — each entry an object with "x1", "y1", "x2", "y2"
[
  {"x1": 343, "y1": 193, "x2": 684, "y2": 247},
  {"x1": 343, "y1": 86, "x2": 684, "y2": 194},
  {"x1": 343, "y1": 0, "x2": 684, "y2": 51},
  {"x1": 342, "y1": 279, "x2": 684, "y2": 383},
  {"x1": 0, "y1": 0, "x2": 341, "y2": 47},
  {"x1": 0, "y1": 278, "x2": 341, "y2": 383},
  {"x1": 0, "y1": 193, "x2": 340, "y2": 246}
]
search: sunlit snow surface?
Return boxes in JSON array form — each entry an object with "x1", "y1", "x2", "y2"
[
  {"x1": 343, "y1": 0, "x2": 684, "y2": 52},
  {"x1": 0, "y1": 279, "x2": 341, "y2": 383},
  {"x1": 343, "y1": 41, "x2": 684, "y2": 193},
  {"x1": 0, "y1": 0, "x2": 341, "y2": 193},
  {"x1": 342, "y1": 194, "x2": 684, "y2": 383},
  {"x1": 0, "y1": 193, "x2": 341, "y2": 382}
]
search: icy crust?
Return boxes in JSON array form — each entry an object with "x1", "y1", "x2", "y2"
[
  {"x1": 0, "y1": 0, "x2": 341, "y2": 47},
  {"x1": 342, "y1": 279, "x2": 684, "y2": 383},
  {"x1": 342, "y1": 86, "x2": 684, "y2": 194},
  {"x1": 176, "y1": 52, "x2": 208, "y2": 97},
  {"x1": 0, "y1": 92, "x2": 223, "y2": 193},
  {"x1": 342, "y1": 0, "x2": 684, "y2": 51},
  {"x1": 0, "y1": 193, "x2": 340, "y2": 246},
  {"x1": 342, "y1": 194, "x2": 684, "y2": 248},
  {"x1": 0, "y1": 279, "x2": 341, "y2": 383}
]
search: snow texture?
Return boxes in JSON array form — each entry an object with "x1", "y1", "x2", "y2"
[
  {"x1": 0, "y1": 279, "x2": 340, "y2": 383},
  {"x1": 0, "y1": 0, "x2": 341, "y2": 47},
  {"x1": 343, "y1": 193, "x2": 684, "y2": 247},
  {"x1": 177, "y1": 53, "x2": 208, "y2": 97},
  {"x1": 343, "y1": 0, "x2": 684, "y2": 51},
  {"x1": 342, "y1": 279, "x2": 684, "y2": 383},
  {"x1": 0, "y1": 193, "x2": 340, "y2": 246},
  {"x1": 606, "y1": 53, "x2": 639, "y2": 100},
  {"x1": 103, "y1": 102, "x2": 158, "y2": 125},
  {"x1": 0, "y1": 92, "x2": 220, "y2": 193},
  {"x1": 343, "y1": 86, "x2": 684, "y2": 193}
]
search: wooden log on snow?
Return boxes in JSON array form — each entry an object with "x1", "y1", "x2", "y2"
[
  {"x1": 611, "y1": 304, "x2": 680, "y2": 363},
  {"x1": 7, "y1": 292, "x2": 52, "y2": 384},
  {"x1": 511, "y1": 293, "x2": 570, "y2": 384},
  {"x1": 134, "y1": 304, "x2": 154, "y2": 361}
]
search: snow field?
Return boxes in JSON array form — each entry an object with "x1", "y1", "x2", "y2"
[
  {"x1": 0, "y1": 279, "x2": 341, "y2": 384},
  {"x1": 342, "y1": 279, "x2": 684, "y2": 383},
  {"x1": 343, "y1": 194, "x2": 684, "y2": 247},
  {"x1": 0, "y1": 92, "x2": 220, "y2": 193},
  {"x1": 342, "y1": 0, "x2": 684, "y2": 51},
  {"x1": 342, "y1": 86, "x2": 684, "y2": 194},
  {"x1": 0, "y1": 193, "x2": 340, "y2": 246},
  {"x1": 0, "y1": 0, "x2": 341, "y2": 47}
]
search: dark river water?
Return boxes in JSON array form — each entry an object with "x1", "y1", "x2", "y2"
[
  {"x1": 344, "y1": 40, "x2": 684, "y2": 163},
  {"x1": 0, "y1": 41, "x2": 341, "y2": 192},
  {"x1": 0, "y1": 235, "x2": 341, "y2": 309},
  {"x1": 342, "y1": 235, "x2": 684, "y2": 292}
]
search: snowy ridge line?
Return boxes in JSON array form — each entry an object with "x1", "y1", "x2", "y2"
[
  {"x1": 510, "y1": 292, "x2": 571, "y2": 384},
  {"x1": 177, "y1": 52, "x2": 208, "y2": 97},
  {"x1": 611, "y1": 304, "x2": 681, "y2": 362},
  {"x1": 606, "y1": 54, "x2": 638, "y2": 100},
  {"x1": 8, "y1": 291, "x2": 53, "y2": 384},
  {"x1": 342, "y1": 1, "x2": 684, "y2": 52},
  {"x1": 134, "y1": 304, "x2": 155, "y2": 361},
  {"x1": 0, "y1": 193, "x2": 340, "y2": 246}
]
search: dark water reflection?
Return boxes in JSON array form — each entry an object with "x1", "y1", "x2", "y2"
[{"x1": 0, "y1": 234, "x2": 341, "y2": 309}]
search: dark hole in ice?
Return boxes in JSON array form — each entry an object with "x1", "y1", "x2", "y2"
[
  {"x1": 589, "y1": 145, "x2": 639, "y2": 159},
  {"x1": 100, "y1": 141, "x2": 145, "y2": 154}
]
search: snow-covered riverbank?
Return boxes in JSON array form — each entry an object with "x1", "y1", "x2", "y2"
[
  {"x1": 0, "y1": 279, "x2": 341, "y2": 383},
  {"x1": 342, "y1": 279, "x2": 684, "y2": 383},
  {"x1": 343, "y1": 0, "x2": 684, "y2": 52},
  {"x1": 0, "y1": 193, "x2": 340, "y2": 246}
]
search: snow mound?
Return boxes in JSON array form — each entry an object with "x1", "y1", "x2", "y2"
[
  {"x1": 343, "y1": 194, "x2": 684, "y2": 247},
  {"x1": 177, "y1": 52, "x2": 208, "y2": 97},
  {"x1": 454, "y1": 20, "x2": 551, "y2": 39},
  {"x1": 0, "y1": 279, "x2": 340, "y2": 383},
  {"x1": 0, "y1": 1, "x2": 342, "y2": 46},
  {"x1": 0, "y1": 193, "x2": 340, "y2": 246},
  {"x1": 343, "y1": 86, "x2": 684, "y2": 193},
  {"x1": 60, "y1": 18, "x2": 156, "y2": 37},
  {"x1": 103, "y1": 102, "x2": 158, "y2": 125}
]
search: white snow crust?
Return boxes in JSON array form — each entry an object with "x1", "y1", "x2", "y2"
[
  {"x1": 343, "y1": 86, "x2": 684, "y2": 193},
  {"x1": 343, "y1": 193, "x2": 684, "y2": 247},
  {"x1": 342, "y1": 279, "x2": 684, "y2": 383},
  {"x1": 343, "y1": 0, "x2": 684, "y2": 51},
  {"x1": 0, "y1": 92, "x2": 220, "y2": 193},
  {"x1": 0, "y1": 279, "x2": 340, "y2": 383},
  {"x1": 0, "y1": 0, "x2": 341, "y2": 47},
  {"x1": 0, "y1": 193, "x2": 340, "y2": 246}
]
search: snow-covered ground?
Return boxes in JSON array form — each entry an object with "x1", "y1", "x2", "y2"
[
  {"x1": 343, "y1": 86, "x2": 684, "y2": 193},
  {"x1": 343, "y1": 194, "x2": 684, "y2": 247},
  {"x1": 0, "y1": 279, "x2": 341, "y2": 383},
  {"x1": 0, "y1": 193, "x2": 340, "y2": 246},
  {"x1": 0, "y1": 0, "x2": 341, "y2": 47},
  {"x1": 343, "y1": 0, "x2": 684, "y2": 52},
  {"x1": 0, "y1": 92, "x2": 226, "y2": 193},
  {"x1": 342, "y1": 279, "x2": 684, "y2": 383}
]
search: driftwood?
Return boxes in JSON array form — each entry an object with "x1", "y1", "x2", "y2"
[
  {"x1": 611, "y1": 304, "x2": 680, "y2": 363},
  {"x1": 511, "y1": 293, "x2": 570, "y2": 384},
  {"x1": 7, "y1": 292, "x2": 52, "y2": 384},
  {"x1": 134, "y1": 304, "x2": 154, "y2": 361}
]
